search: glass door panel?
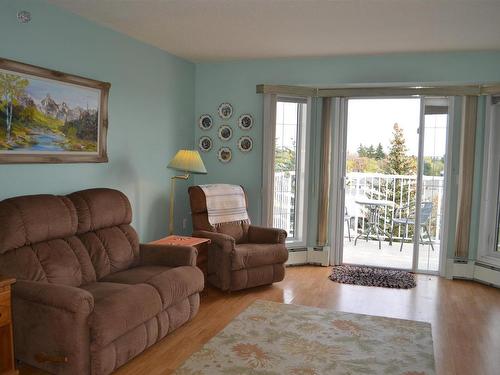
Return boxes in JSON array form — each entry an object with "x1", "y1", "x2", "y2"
[
  {"x1": 342, "y1": 98, "x2": 420, "y2": 270},
  {"x1": 416, "y1": 98, "x2": 448, "y2": 272}
]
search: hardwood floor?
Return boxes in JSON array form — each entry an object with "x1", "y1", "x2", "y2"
[{"x1": 19, "y1": 266, "x2": 500, "y2": 375}]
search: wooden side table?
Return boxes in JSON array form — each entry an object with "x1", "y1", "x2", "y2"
[
  {"x1": 0, "y1": 277, "x2": 17, "y2": 375},
  {"x1": 150, "y1": 235, "x2": 211, "y2": 278}
]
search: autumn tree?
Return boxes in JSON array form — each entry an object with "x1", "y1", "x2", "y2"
[
  {"x1": 346, "y1": 156, "x2": 380, "y2": 173},
  {"x1": 385, "y1": 123, "x2": 416, "y2": 175}
]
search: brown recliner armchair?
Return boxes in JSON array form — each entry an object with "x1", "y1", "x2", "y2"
[
  {"x1": 188, "y1": 185, "x2": 288, "y2": 291},
  {"x1": 0, "y1": 188, "x2": 204, "y2": 375}
]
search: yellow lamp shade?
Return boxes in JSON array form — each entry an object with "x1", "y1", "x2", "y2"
[{"x1": 167, "y1": 149, "x2": 207, "y2": 174}]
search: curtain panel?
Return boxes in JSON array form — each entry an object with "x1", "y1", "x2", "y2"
[
  {"x1": 317, "y1": 97, "x2": 333, "y2": 246},
  {"x1": 454, "y1": 96, "x2": 479, "y2": 259},
  {"x1": 261, "y1": 94, "x2": 277, "y2": 227}
]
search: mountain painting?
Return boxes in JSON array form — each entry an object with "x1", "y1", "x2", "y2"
[{"x1": 0, "y1": 58, "x2": 109, "y2": 163}]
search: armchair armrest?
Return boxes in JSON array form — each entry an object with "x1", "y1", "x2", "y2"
[
  {"x1": 13, "y1": 280, "x2": 94, "y2": 314},
  {"x1": 192, "y1": 230, "x2": 235, "y2": 254},
  {"x1": 140, "y1": 243, "x2": 198, "y2": 267},
  {"x1": 248, "y1": 225, "x2": 287, "y2": 244},
  {"x1": 192, "y1": 230, "x2": 235, "y2": 291}
]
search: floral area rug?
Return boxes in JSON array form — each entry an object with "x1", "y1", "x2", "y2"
[
  {"x1": 329, "y1": 265, "x2": 417, "y2": 289},
  {"x1": 175, "y1": 300, "x2": 435, "y2": 375}
]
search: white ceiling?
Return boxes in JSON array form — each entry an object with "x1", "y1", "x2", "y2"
[{"x1": 47, "y1": 0, "x2": 500, "y2": 62}]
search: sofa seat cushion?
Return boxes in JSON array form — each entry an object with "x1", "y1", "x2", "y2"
[
  {"x1": 232, "y1": 243, "x2": 289, "y2": 271},
  {"x1": 101, "y1": 266, "x2": 204, "y2": 309},
  {"x1": 81, "y1": 282, "x2": 162, "y2": 348},
  {"x1": 100, "y1": 265, "x2": 169, "y2": 284}
]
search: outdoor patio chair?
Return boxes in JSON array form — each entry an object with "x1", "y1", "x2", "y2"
[{"x1": 391, "y1": 201, "x2": 435, "y2": 252}]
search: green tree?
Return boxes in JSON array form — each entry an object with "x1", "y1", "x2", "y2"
[
  {"x1": 275, "y1": 146, "x2": 296, "y2": 172},
  {"x1": 424, "y1": 156, "x2": 445, "y2": 176},
  {"x1": 357, "y1": 144, "x2": 367, "y2": 157},
  {"x1": 366, "y1": 145, "x2": 376, "y2": 158},
  {"x1": 0, "y1": 73, "x2": 29, "y2": 140},
  {"x1": 375, "y1": 143, "x2": 385, "y2": 160},
  {"x1": 385, "y1": 123, "x2": 416, "y2": 175},
  {"x1": 358, "y1": 143, "x2": 385, "y2": 160}
]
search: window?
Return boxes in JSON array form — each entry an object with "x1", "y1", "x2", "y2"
[{"x1": 262, "y1": 95, "x2": 310, "y2": 247}]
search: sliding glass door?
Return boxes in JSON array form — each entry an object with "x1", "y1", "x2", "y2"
[
  {"x1": 338, "y1": 96, "x2": 450, "y2": 273},
  {"x1": 416, "y1": 98, "x2": 449, "y2": 272}
]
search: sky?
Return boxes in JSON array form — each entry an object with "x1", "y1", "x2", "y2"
[
  {"x1": 276, "y1": 101, "x2": 299, "y2": 150},
  {"x1": 347, "y1": 98, "x2": 448, "y2": 158},
  {"x1": 276, "y1": 98, "x2": 448, "y2": 159},
  {"x1": 1, "y1": 69, "x2": 99, "y2": 110}
]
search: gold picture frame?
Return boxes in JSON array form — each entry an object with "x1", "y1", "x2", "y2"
[{"x1": 0, "y1": 57, "x2": 110, "y2": 164}]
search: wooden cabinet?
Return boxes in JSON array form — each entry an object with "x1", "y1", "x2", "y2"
[{"x1": 0, "y1": 277, "x2": 17, "y2": 375}]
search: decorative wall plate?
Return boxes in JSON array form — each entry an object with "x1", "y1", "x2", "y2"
[
  {"x1": 218, "y1": 125, "x2": 233, "y2": 141},
  {"x1": 238, "y1": 136, "x2": 253, "y2": 152},
  {"x1": 218, "y1": 147, "x2": 232, "y2": 163},
  {"x1": 198, "y1": 114, "x2": 213, "y2": 130},
  {"x1": 198, "y1": 136, "x2": 213, "y2": 152},
  {"x1": 218, "y1": 102, "x2": 233, "y2": 120},
  {"x1": 238, "y1": 114, "x2": 253, "y2": 130}
]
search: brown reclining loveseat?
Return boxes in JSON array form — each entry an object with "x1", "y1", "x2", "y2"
[{"x1": 0, "y1": 188, "x2": 204, "y2": 375}]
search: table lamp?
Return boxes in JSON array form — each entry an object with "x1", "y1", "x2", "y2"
[{"x1": 167, "y1": 149, "x2": 207, "y2": 234}]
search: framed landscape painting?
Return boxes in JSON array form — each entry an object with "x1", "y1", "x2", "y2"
[{"x1": 0, "y1": 58, "x2": 110, "y2": 163}]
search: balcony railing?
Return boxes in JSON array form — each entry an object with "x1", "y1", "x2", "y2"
[
  {"x1": 273, "y1": 171, "x2": 296, "y2": 237},
  {"x1": 346, "y1": 172, "x2": 444, "y2": 241},
  {"x1": 272, "y1": 171, "x2": 444, "y2": 242}
]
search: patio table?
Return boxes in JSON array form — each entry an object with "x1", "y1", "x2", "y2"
[{"x1": 354, "y1": 198, "x2": 395, "y2": 250}]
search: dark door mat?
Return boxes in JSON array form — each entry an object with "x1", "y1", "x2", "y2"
[{"x1": 329, "y1": 265, "x2": 417, "y2": 289}]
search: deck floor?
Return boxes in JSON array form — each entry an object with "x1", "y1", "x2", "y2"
[{"x1": 343, "y1": 234, "x2": 440, "y2": 272}]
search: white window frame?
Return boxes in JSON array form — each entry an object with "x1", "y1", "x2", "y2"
[
  {"x1": 261, "y1": 94, "x2": 311, "y2": 248},
  {"x1": 477, "y1": 96, "x2": 500, "y2": 267}
]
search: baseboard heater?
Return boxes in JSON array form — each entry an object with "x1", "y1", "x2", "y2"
[
  {"x1": 473, "y1": 262, "x2": 500, "y2": 287},
  {"x1": 286, "y1": 246, "x2": 330, "y2": 266},
  {"x1": 447, "y1": 259, "x2": 500, "y2": 288}
]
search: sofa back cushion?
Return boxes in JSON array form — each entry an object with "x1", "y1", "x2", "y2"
[
  {"x1": 68, "y1": 188, "x2": 140, "y2": 279},
  {"x1": 0, "y1": 194, "x2": 96, "y2": 286}
]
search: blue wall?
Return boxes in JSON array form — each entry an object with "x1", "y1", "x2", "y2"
[
  {"x1": 194, "y1": 52, "x2": 500, "y2": 254},
  {"x1": 2, "y1": 1, "x2": 499, "y2": 257},
  {"x1": 0, "y1": 0, "x2": 195, "y2": 241}
]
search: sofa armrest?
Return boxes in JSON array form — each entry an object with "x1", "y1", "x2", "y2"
[
  {"x1": 12, "y1": 280, "x2": 94, "y2": 374},
  {"x1": 192, "y1": 230, "x2": 235, "y2": 254},
  {"x1": 13, "y1": 280, "x2": 94, "y2": 314},
  {"x1": 248, "y1": 225, "x2": 287, "y2": 244},
  {"x1": 139, "y1": 244, "x2": 198, "y2": 267}
]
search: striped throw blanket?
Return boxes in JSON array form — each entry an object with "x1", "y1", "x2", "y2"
[{"x1": 199, "y1": 184, "x2": 249, "y2": 225}]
